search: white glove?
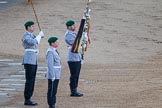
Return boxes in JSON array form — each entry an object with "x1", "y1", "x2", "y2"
[
  {"x1": 36, "y1": 31, "x2": 44, "y2": 44},
  {"x1": 83, "y1": 15, "x2": 86, "y2": 19},
  {"x1": 84, "y1": 23, "x2": 88, "y2": 29},
  {"x1": 82, "y1": 43, "x2": 87, "y2": 48},
  {"x1": 85, "y1": 13, "x2": 90, "y2": 18},
  {"x1": 38, "y1": 31, "x2": 44, "y2": 38},
  {"x1": 51, "y1": 78, "x2": 55, "y2": 81},
  {"x1": 83, "y1": 32, "x2": 88, "y2": 41},
  {"x1": 35, "y1": 35, "x2": 41, "y2": 44}
]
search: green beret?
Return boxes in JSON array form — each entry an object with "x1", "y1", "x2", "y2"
[
  {"x1": 48, "y1": 36, "x2": 58, "y2": 44},
  {"x1": 24, "y1": 21, "x2": 34, "y2": 27},
  {"x1": 66, "y1": 20, "x2": 75, "y2": 26}
]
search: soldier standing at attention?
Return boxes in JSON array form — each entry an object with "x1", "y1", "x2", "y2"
[
  {"x1": 22, "y1": 21, "x2": 44, "y2": 106},
  {"x1": 64, "y1": 20, "x2": 84, "y2": 97},
  {"x1": 46, "y1": 37, "x2": 61, "y2": 108}
]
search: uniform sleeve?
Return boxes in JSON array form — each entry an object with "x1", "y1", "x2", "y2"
[
  {"x1": 65, "y1": 33, "x2": 75, "y2": 45},
  {"x1": 23, "y1": 34, "x2": 37, "y2": 45},
  {"x1": 46, "y1": 51, "x2": 55, "y2": 79}
]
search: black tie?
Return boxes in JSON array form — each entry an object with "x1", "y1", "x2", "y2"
[
  {"x1": 56, "y1": 49, "x2": 59, "y2": 55},
  {"x1": 56, "y1": 49, "x2": 61, "y2": 64}
]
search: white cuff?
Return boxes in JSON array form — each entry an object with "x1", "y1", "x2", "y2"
[{"x1": 35, "y1": 35, "x2": 41, "y2": 44}]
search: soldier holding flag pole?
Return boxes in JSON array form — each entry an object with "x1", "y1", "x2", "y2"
[
  {"x1": 22, "y1": 0, "x2": 44, "y2": 106},
  {"x1": 64, "y1": 0, "x2": 92, "y2": 97},
  {"x1": 64, "y1": 20, "x2": 84, "y2": 97},
  {"x1": 22, "y1": 21, "x2": 44, "y2": 106}
]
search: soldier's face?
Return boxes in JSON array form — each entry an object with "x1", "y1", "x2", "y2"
[
  {"x1": 28, "y1": 25, "x2": 35, "y2": 32},
  {"x1": 51, "y1": 40, "x2": 59, "y2": 48},
  {"x1": 70, "y1": 25, "x2": 75, "y2": 31}
]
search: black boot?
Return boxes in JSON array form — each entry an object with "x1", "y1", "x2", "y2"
[
  {"x1": 24, "y1": 99, "x2": 38, "y2": 106},
  {"x1": 70, "y1": 89, "x2": 83, "y2": 97}
]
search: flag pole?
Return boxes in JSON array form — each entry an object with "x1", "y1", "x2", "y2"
[{"x1": 28, "y1": 0, "x2": 41, "y2": 31}]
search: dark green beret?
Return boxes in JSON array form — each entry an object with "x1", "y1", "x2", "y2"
[
  {"x1": 24, "y1": 21, "x2": 34, "y2": 27},
  {"x1": 66, "y1": 20, "x2": 75, "y2": 26},
  {"x1": 48, "y1": 36, "x2": 58, "y2": 44}
]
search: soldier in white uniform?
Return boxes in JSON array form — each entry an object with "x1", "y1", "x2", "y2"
[
  {"x1": 46, "y1": 37, "x2": 61, "y2": 108},
  {"x1": 22, "y1": 21, "x2": 44, "y2": 106}
]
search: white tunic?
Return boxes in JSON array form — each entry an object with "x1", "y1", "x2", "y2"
[{"x1": 46, "y1": 46, "x2": 61, "y2": 79}]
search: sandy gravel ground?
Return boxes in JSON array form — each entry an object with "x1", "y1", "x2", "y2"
[{"x1": 0, "y1": 0, "x2": 162, "y2": 108}]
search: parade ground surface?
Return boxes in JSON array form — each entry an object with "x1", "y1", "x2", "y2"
[{"x1": 0, "y1": 0, "x2": 162, "y2": 108}]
